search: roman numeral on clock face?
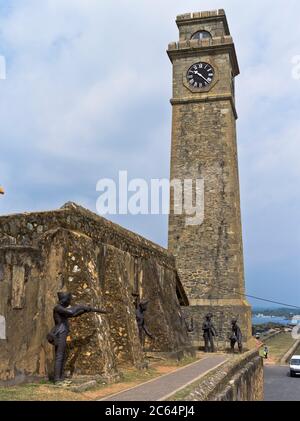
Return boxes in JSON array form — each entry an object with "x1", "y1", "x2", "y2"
[{"x1": 186, "y1": 62, "x2": 215, "y2": 89}]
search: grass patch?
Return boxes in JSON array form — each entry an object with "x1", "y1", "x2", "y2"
[
  {"x1": 0, "y1": 383, "x2": 84, "y2": 401},
  {"x1": 119, "y1": 367, "x2": 158, "y2": 383},
  {"x1": 261, "y1": 332, "x2": 296, "y2": 362},
  {"x1": 0, "y1": 355, "x2": 199, "y2": 401}
]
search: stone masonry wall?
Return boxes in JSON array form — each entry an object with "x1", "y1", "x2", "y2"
[
  {"x1": 175, "y1": 349, "x2": 263, "y2": 401},
  {"x1": 176, "y1": 10, "x2": 230, "y2": 42},
  {"x1": 167, "y1": 11, "x2": 251, "y2": 348},
  {"x1": 169, "y1": 100, "x2": 245, "y2": 300},
  {"x1": 0, "y1": 202, "x2": 177, "y2": 269},
  {"x1": 0, "y1": 203, "x2": 191, "y2": 385},
  {"x1": 182, "y1": 304, "x2": 252, "y2": 347}
]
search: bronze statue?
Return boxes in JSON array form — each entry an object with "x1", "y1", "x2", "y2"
[
  {"x1": 47, "y1": 292, "x2": 108, "y2": 384},
  {"x1": 202, "y1": 313, "x2": 217, "y2": 352},
  {"x1": 135, "y1": 299, "x2": 155, "y2": 347},
  {"x1": 229, "y1": 318, "x2": 243, "y2": 353}
]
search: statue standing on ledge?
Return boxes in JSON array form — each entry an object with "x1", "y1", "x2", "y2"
[
  {"x1": 202, "y1": 313, "x2": 217, "y2": 353},
  {"x1": 229, "y1": 319, "x2": 243, "y2": 353},
  {"x1": 135, "y1": 299, "x2": 155, "y2": 348},
  {"x1": 47, "y1": 292, "x2": 108, "y2": 384}
]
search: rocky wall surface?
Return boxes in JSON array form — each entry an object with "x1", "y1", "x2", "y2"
[
  {"x1": 167, "y1": 11, "x2": 251, "y2": 349},
  {"x1": 0, "y1": 203, "x2": 191, "y2": 385},
  {"x1": 174, "y1": 349, "x2": 263, "y2": 401},
  {"x1": 0, "y1": 202, "x2": 177, "y2": 271},
  {"x1": 182, "y1": 303, "x2": 252, "y2": 349}
]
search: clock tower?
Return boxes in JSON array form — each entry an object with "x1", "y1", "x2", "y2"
[{"x1": 167, "y1": 10, "x2": 252, "y2": 347}]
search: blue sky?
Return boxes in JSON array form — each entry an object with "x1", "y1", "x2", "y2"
[{"x1": 0, "y1": 0, "x2": 300, "y2": 307}]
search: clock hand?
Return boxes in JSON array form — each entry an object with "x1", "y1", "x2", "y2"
[
  {"x1": 192, "y1": 70, "x2": 209, "y2": 83},
  {"x1": 197, "y1": 72, "x2": 209, "y2": 83}
]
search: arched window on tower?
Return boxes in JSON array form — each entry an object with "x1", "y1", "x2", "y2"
[{"x1": 191, "y1": 30, "x2": 212, "y2": 41}]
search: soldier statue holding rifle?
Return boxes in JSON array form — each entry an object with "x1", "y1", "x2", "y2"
[
  {"x1": 47, "y1": 291, "x2": 109, "y2": 384},
  {"x1": 202, "y1": 313, "x2": 218, "y2": 353},
  {"x1": 135, "y1": 299, "x2": 155, "y2": 348},
  {"x1": 229, "y1": 318, "x2": 243, "y2": 353}
]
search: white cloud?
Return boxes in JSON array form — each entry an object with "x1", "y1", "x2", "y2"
[{"x1": 0, "y1": 0, "x2": 300, "y2": 301}]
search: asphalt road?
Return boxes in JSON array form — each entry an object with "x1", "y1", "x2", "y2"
[{"x1": 264, "y1": 366, "x2": 300, "y2": 401}]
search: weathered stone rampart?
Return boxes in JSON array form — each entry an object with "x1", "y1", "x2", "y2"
[
  {"x1": 0, "y1": 202, "x2": 191, "y2": 385},
  {"x1": 171, "y1": 349, "x2": 263, "y2": 401}
]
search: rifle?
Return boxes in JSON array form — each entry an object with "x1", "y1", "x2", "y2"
[
  {"x1": 92, "y1": 307, "x2": 109, "y2": 314},
  {"x1": 84, "y1": 306, "x2": 110, "y2": 314}
]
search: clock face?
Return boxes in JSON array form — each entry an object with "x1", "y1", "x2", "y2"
[{"x1": 186, "y1": 62, "x2": 214, "y2": 89}]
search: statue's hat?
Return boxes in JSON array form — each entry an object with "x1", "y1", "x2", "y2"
[{"x1": 57, "y1": 291, "x2": 72, "y2": 303}]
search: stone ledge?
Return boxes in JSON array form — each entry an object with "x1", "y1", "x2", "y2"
[
  {"x1": 167, "y1": 41, "x2": 239, "y2": 77},
  {"x1": 145, "y1": 345, "x2": 196, "y2": 362},
  {"x1": 168, "y1": 349, "x2": 263, "y2": 401},
  {"x1": 70, "y1": 380, "x2": 97, "y2": 393},
  {"x1": 170, "y1": 94, "x2": 238, "y2": 120},
  {"x1": 168, "y1": 35, "x2": 233, "y2": 51},
  {"x1": 176, "y1": 10, "x2": 229, "y2": 36},
  {"x1": 0, "y1": 202, "x2": 175, "y2": 269},
  {"x1": 176, "y1": 10, "x2": 226, "y2": 22},
  {"x1": 281, "y1": 339, "x2": 300, "y2": 365}
]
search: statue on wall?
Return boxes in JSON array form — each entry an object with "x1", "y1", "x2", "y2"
[
  {"x1": 202, "y1": 313, "x2": 217, "y2": 353},
  {"x1": 47, "y1": 291, "x2": 108, "y2": 384},
  {"x1": 135, "y1": 299, "x2": 155, "y2": 348},
  {"x1": 229, "y1": 318, "x2": 243, "y2": 353}
]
